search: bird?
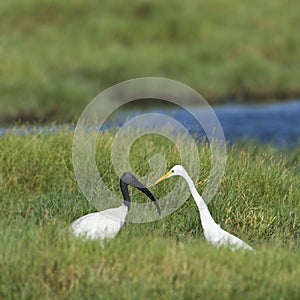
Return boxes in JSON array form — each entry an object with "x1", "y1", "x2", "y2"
[
  {"x1": 155, "y1": 165, "x2": 253, "y2": 251},
  {"x1": 71, "y1": 172, "x2": 161, "y2": 240}
]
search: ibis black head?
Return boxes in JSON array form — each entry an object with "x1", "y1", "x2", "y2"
[{"x1": 120, "y1": 172, "x2": 161, "y2": 215}]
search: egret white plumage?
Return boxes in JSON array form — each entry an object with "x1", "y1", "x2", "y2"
[
  {"x1": 155, "y1": 165, "x2": 253, "y2": 251},
  {"x1": 71, "y1": 172, "x2": 161, "y2": 240}
]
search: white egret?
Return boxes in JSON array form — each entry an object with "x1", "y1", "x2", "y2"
[
  {"x1": 155, "y1": 165, "x2": 253, "y2": 251},
  {"x1": 71, "y1": 172, "x2": 161, "y2": 240}
]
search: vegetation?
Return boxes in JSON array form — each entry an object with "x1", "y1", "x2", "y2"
[
  {"x1": 1, "y1": 0, "x2": 300, "y2": 123},
  {"x1": 1, "y1": 0, "x2": 299, "y2": 297},
  {"x1": 1, "y1": 128, "x2": 300, "y2": 299}
]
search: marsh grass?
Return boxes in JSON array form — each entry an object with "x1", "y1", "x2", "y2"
[
  {"x1": 1, "y1": 128, "x2": 300, "y2": 299},
  {"x1": 1, "y1": 0, "x2": 300, "y2": 123}
]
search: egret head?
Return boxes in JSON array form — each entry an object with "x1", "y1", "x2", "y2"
[
  {"x1": 120, "y1": 172, "x2": 161, "y2": 215},
  {"x1": 155, "y1": 165, "x2": 187, "y2": 184}
]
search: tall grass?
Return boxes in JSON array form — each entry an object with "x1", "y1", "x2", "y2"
[
  {"x1": 0, "y1": 128, "x2": 300, "y2": 298},
  {"x1": 1, "y1": 0, "x2": 300, "y2": 123}
]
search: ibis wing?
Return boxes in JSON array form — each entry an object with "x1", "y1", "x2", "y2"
[{"x1": 71, "y1": 207, "x2": 127, "y2": 240}]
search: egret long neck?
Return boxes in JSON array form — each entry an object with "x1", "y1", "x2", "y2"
[
  {"x1": 183, "y1": 174, "x2": 207, "y2": 209},
  {"x1": 182, "y1": 173, "x2": 218, "y2": 229}
]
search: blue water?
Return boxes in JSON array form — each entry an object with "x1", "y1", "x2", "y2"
[
  {"x1": 215, "y1": 101, "x2": 300, "y2": 147},
  {"x1": 105, "y1": 100, "x2": 300, "y2": 147},
  {"x1": 1, "y1": 100, "x2": 300, "y2": 147}
]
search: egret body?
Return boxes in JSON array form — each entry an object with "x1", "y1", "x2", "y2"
[{"x1": 155, "y1": 165, "x2": 253, "y2": 251}]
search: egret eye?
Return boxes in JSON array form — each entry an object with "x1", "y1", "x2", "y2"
[{"x1": 171, "y1": 170, "x2": 174, "y2": 173}]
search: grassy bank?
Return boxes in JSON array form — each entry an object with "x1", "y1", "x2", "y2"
[
  {"x1": 0, "y1": 128, "x2": 300, "y2": 298},
  {"x1": 1, "y1": 0, "x2": 300, "y2": 123}
]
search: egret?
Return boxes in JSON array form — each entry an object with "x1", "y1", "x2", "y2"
[
  {"x1": 71, "y1": 172, "x2": 161, "y2": 240},
  {"x1": 155, "y1": 165, "x2": 253, "y2": 251}
]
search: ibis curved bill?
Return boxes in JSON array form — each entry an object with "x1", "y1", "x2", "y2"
[
  {"x1": 155, "y1": 165, "x2": 253, "y2": 251},
  {"x1": 71, "y1": 172, "x2": 161, "y2": 240}
]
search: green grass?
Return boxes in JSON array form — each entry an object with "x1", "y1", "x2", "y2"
[
  {"x1": 1, "y1": 128, "x2": 300, "y2": 299},
  {"x1": 1, "y1": 0, "x2": 300, "y2": 123}
]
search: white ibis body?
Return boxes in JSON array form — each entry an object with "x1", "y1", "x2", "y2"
[
  {"x1": 155, "y1": 165, "x2": 253, "y2": 251},
  {"x1": 71, "y1": 172, "x2": 161, "y2": 240}
]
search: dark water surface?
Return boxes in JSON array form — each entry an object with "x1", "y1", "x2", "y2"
[
  {"x1": 1, "y1": 100, "x2": 300, "y2": 147},
  {"x1": 215, "y1": 100, "x2": 300, "y2": 147},
  {"x1": 106, "y1": 100, "x2": 300, "y2": 147}
]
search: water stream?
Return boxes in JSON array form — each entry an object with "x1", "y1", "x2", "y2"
[{"x1": 1, "y1": 100, "x2": 300, "y2": 147}]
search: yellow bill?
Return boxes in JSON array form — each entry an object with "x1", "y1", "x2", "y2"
[{"x1": 154, "y1": 171, "x2": 173, "y2": 185}]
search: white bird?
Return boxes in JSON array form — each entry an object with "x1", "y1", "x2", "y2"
[
  {"x1": 155, "y1": 165, "x2": 253, "y2": 251},
  {"x1": 71, "y1": 172, "x2": 161, "y2": 240}
]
